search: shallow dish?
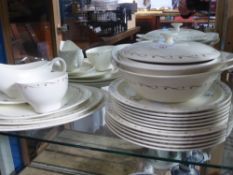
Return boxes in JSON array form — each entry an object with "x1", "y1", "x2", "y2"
[
  {"x1": 0, "y1": 85, "x2": 105, "y2": 131},
  {"x1": 0, "y1": 91, "x2": 25, "y2": 105},
  {"x1": 68, "y1": 61, "x2": 94, "y2": 76}
]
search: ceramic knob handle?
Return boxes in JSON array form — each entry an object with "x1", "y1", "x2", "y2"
[
  {"x1": 171, "y1": 23, "x2": 183, "y2": 32},
  {"x1": 161, "y1": 33, "x2": 175, "y2": 45}
]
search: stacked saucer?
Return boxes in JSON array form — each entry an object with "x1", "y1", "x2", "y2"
[
  {"x1": 0, "y1": 84, "x2": 106, "y2": 131},
  {"x1": 68, "y1": 60, "x2": 119, "y2": 87},
  {"x1": 106, "y1": 79, "x2": 231, "y2": 151}
]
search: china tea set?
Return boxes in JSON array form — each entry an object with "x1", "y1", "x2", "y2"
[
  {"x1": 0, "y1": 57, "x2": 68, "y2": 113},
  {"x1": 106, "y1": 24, "x2": 233, "y2": 151},
  {"x1": 60, "y1": 40, "x2": 119, "y2": 87}
]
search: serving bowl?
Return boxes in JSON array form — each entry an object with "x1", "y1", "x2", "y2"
[
  {"x1": 112, "y1": 37, "x2": 233, "y2": 102},
  {"x1": 86, "y1": 45, "x2": 113, "y2": 71},
  {"x1": 16, "y1": 72, "x2": 68, "y2": 113},
  {"x1": 119, "y1": 68, "x2": 219, "y2": 102},
  {"x1": 0, "y1": 57, "x2": 66, "y2": 99}
]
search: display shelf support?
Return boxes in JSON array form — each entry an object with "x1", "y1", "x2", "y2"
[{"x1": 0, "y1": 135, "x2": 15, "y2": 175}]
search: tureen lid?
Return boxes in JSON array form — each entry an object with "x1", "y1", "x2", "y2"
[
  {"x1": 119, "y1": 35, "x2": 220, "y2": 64},
  {"x1": 142, "y1": 23, "x2": 207, "y2": 42}
]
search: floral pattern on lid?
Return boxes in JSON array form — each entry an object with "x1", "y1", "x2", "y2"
[{"x1": 118, "y1": 41, "x2": 220, "y2": 64}]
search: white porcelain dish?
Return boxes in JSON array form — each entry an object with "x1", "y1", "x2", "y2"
[
  {"x1": 113, "y1": 44, "x2": 233, "y2": 75},
  {"x1": 106, "y1": 114, "x2": 226, "y2": 143},
  {"x1": 111, "y1": 97, "x2": 231, "y2": 117},
  {"x1": 0, "y1": 85, "x2": 105, "y2": 131},
  {"x1": 0, "y1": 84, "x2": 92, "y2": 120},
  {"x1": 110, "y1": 101, "x2": 231, "y2": 124},
  {"x1": 109, "y1": 79, "x2": 232, "y2": 113},
  {"x1": 86, "y1": 45, "x2": 114, "y2": 71},
  {"x1": 113, "y1": 108, "x2": 229, "y2": 131},
  {"x1": 0, "y1": 91, "x2": 25, "y2": 105},
  {"x1": 106, "y1": 114, "x2": 226, "y2": 151},
  {"x1": 136, "y1": 23, "x2": 219, "y2": 44},
  {"x1": 119, "y1": 40, "x2": 220, "y2": 64},
  {"x1": 120, "y1": 69, "x2": 219, "y2": 102},
  {"x1": 0, "y1": 57, "x2": 66, "y2": 99},
  {"x1": 107, "y1": 115, "x2": 226, "y2": 142},
  {"x1": 67, "y1": 61, "x2": 94, "y2": 76},
  {"x1": 107, "y1": 110, "x2": 227, "y2": 136}
]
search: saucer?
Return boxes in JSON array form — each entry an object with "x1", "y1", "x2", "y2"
[
  {"x1": 68, "y1": 61, "x2": 94, "y2": 76},
  {"x1": 0, "y1": 92, "x2": 26, "y2": 105},
  {"x1": 69, "y1": 65, "x2": 117, "y2": 79},
  {"x1": 0, "y1": 84, "x2": 92, "y2": 120}
]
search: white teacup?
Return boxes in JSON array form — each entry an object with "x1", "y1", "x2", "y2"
[
  {"x1": 16, "y1": 72, "x2": 68, "y2": 113},
  {"x1": 86, "y1": 45, "x2": 113, "y2": 71},
  {"x1": 59, "y1": 40, "x2": 84, "y2": 72}
]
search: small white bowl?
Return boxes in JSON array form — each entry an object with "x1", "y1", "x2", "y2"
[
  {"x1": 86, "y1": 45, "x2": 113, "y2": 71},
  {"x1": 16, "y1": 72, "x2": 68, "y2": 113}
]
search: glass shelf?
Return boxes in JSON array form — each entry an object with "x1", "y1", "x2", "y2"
[{"x1": 0, "y1": 110, "x2": 233, "y2": 172}]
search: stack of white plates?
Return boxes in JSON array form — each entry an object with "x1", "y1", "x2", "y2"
[
  {"x1": 106, "y1": 79, "x2": 232, "y2": 151},
  {"x1": 68, "y1": 61, "x2": 119, "y2": 87},
  {"x1": 0, "y1": 84, "x2": 106, "y2": 131}
]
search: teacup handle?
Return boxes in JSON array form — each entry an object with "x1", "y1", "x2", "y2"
[{"x1": 49, "y1": 57, "x2": 67, "y2": 72}]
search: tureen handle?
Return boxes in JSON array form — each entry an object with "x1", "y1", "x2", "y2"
[
  {"x1": 171, "y1": 23, "x2": 183, "y2": 32},
  {"x1": 160, "y1": 33, "x2": 175, "y2": 45},
  {"x1": 218, "y1": 57, "x2": 233, "y2": 72},
  {"x1": 49, "y1": 57, "x2": 67, "y2": 72}
]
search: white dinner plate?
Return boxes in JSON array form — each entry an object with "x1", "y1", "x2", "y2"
[
  {"x1": 0, "y1": 84, "x2": 92, "y2": 120},
  {"x1": 68, "y1": 61, "x2": 94, "y2": 76},
  {"x1": 109, "y1": 79, "x2": 232, "y2": 114},
  {"x1": 106, "y1": 117, "x2": 226, "y2": 152},
  {"x1": 69, "y1": 69, "x2": 119, "y2": 83},
  {"x1": 69, "y1": 65, "x2": 116, "y2": 79},
  {"x1": 106, "y1": 110, "x2": 227, "y2": 137},
  {"x1": 111, "y1": 106, "x2": 230, "y2": 129},
  {"x1": 0, "y1": 86, "x2": 106, "y2": 130},
  {"x1": 0, "y1": 91, "x2": 26, "y2": 105},
  {"x1": 107, "y1": 116, "x2": 226, "y2": 142},
  {"x1": 110, "y1": 97, "x2": 231, "y2": 119}
]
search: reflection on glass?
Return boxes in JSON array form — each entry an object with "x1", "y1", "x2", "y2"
[{"x1": 7, "y1": 0, "x2": 53, "y2": 62}]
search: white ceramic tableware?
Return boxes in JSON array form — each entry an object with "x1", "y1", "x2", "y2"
[
  {"x1": 86, "y1": 45, "x2": 113, "y2": 71},
  {"x1": 0, "y1": 84, "x2": 92, "y2": 120},
  {"x1": 0, "y1": 84, "x2": 105, "y2": 131},
  {"x1": 59, "y1": 40, "x2": 84, "y2": 72},
  {"x1": 113, "y1": 43, "x2": 233, "y2": 76},
  {"x1": 16, "y1": 72, "x2": 68, "y2": 113},
  {"x1": 136, "y1": 23, "x2": 219, "y2": 44},
  {"x1": 119, "y1": 39, "x2": 220, "y2": 64},
  {"x1": 0, "y1": 57, "x2": 66, "y2": 99},
  {"x1": 109, "y1": 79, "x2": 232, "y2": 113},
  {"x1": 120, "y1": 69, "x2": 219, "y2": 102},
  {"x1": 68, "y1": 61, "x2": 94, "y2": 76}
]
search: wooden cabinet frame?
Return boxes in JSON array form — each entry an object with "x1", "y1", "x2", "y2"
[{"x1": 0, "y1": 0, "x2": 63, "y2": 63}]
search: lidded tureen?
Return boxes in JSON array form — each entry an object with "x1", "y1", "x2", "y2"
[{"x1": 112, "y1": 36, "x2": 233, "y2": 102}]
